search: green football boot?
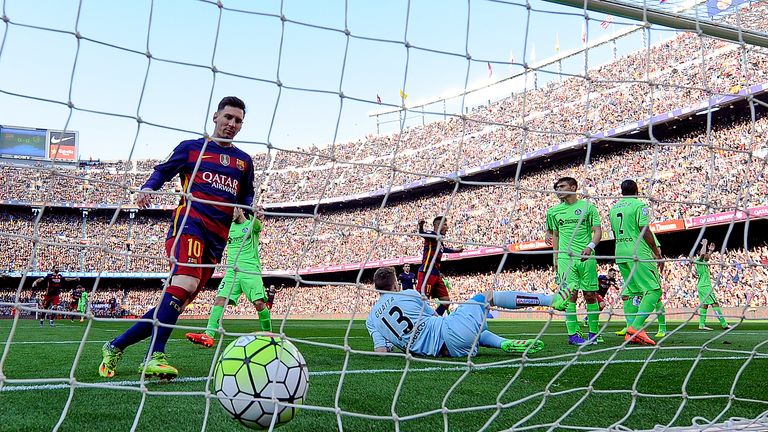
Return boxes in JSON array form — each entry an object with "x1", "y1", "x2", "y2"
[
  {"x1": 138, "y1": 352, "x2": 178, "y2": 380},
  {"x1": 98, "y1": 342, "x2": 123, "y2": 378},
  {"x1": 501, "y1": 339, "x2": 544, "y2": 355}
]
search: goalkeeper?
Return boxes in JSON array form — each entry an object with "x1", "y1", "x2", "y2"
[
  {"x1": 367, "y1": 266, "x2": 567, "y2": 357},
  {"x1": 186, "y1": 205, "x2": 271, "y2": 348}
]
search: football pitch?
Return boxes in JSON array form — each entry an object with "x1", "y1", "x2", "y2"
[{"x1": 1, "y1": 319, "x2": 767, "y2": 431}]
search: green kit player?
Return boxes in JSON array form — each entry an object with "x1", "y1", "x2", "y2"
[
  {"x1": 78, "y1": 290, "x2": 88, "y2": 323},
  {"x1": 609, "y1": 180, "x2": 665, "y2": 346},
  {"x1": 546, "y1": 177, "x2": 603, "y2": 346},
  {"x1": 693, "y1": 239, "x2": 731, "y2": 331},
  {"x1": 186, "y1": 206, "x2": 271, "y2": 348}
]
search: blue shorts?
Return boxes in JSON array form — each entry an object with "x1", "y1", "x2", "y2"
[{"x1": 441, "y1": 294, "x2": 488, "y2": 357}]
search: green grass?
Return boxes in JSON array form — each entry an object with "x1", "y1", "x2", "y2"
[{"x1": 1, "y1": 318, "x2": 767, "y2": 431}]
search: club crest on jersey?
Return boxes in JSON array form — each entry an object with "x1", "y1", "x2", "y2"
[
  {"x1": 220, "y1": 154, "x2": 231, "y2": 167},
  {"x1": 236, "y1": 159, "x2": 246, "y2": 171},
  {"x1": 242, "y1": 227, "x2": 249, "y2": 233},
  {"x1": 574, "y1": 209, "x2": 583, "y2": 215}
]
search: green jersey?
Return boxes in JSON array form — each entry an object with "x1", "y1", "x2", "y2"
[
  {"x1": 609, "y1": 197, "x2": 656, "y2": 263},
  {"x1": 546, "y1": 199, "x2": 600, "y2": 259},
  {"x1": 226, "y1": 216, "x2": 262, "y2": 272},
  {"x1": 694, "y1": 257, "x2": 711, "y2": 288}
]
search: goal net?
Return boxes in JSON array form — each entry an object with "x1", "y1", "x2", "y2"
[{"x1": 0, "y1": 0, "x2": 767, "y2": 431}]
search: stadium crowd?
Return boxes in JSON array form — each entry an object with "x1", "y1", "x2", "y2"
[{"x1": 0, "y1": 115, "x2": 766, "y2": 273}]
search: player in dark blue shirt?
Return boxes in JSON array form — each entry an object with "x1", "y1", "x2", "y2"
[
  {"x1": 597, "y1": 268, "x2": 619, "y2": 302},
  {"x1": 398, "y1": 264, "x2": 417, "y2": 291},
  {"x1": 99, "y1": 96, "x2": 255, "y2": 380},
  {"x1": 582, "y1": 268, "x2": 618, "y2": 327},
  {"x1": 416, "y1": 216, "x2": 464, "y2": 316},
  {"x1": 32, "y1": 268, "x2": 79, "y2": 327}
]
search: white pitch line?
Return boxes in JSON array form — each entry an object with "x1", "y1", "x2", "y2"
[
  {"x1": 0, "y1": 329, "x2": 766, "y2": 345},
  {"x1": 0, "y1": 338, "x2": 188, "y2": 346},
  {"x1": 304, "y1": 330, "x2": 768, "y2": 339},
  {"x1": 1, "y1": 355, "x2": 765, "y2": 393}
]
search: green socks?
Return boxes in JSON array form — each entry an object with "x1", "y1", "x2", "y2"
[
  {"x1": 630, "y1": 290, "x2": 662, "y2": 330},
  {"x1": 206, "y1": 304, "x2": 273, "y2": 336},
  {"x1": 566, "y1": 302, "x2": 579, "y2": 335},
  {"x1": 712, "y1": 306, "x2": 728, "y2": 327},
  {"x1": 656, "y1": 300, "x2": 667, "y2": 332},
  {"x1": 586, "y1": 301, "x2": 600, "y2": 333},
  {"x1": 699, "y1": 307, "x2": 708, "y2": 327},
  {"x1": 258, "y1": 307, "x2": 272, "y2": 332},
  {"x1": 623, "y1": 298, "x2": 639, "y2": 327},
  {"x1": 205, "y1": 304, "x2": 226, "y2": 338}
]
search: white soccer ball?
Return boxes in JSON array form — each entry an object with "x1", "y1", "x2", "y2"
[{"x1": 213, "y1": 335, "x2": 309, "y2": 429}]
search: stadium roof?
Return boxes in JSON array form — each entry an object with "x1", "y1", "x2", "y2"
[{"x1": 544, "y1": 0, "x2": 768, "y2": 47}]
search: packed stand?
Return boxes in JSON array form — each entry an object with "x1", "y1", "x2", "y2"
[{"x1": 1, "y1": 112, "x2": 766, "y2": 273}]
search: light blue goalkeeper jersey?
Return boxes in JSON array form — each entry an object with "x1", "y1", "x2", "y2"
[{"x1": 366, "y1": 290, "x2": 443, "y2": 356}]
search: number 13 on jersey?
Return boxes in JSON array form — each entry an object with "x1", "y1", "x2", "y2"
[{"x1": 381, "y1": 306, "x2": 414, "y2": 340}]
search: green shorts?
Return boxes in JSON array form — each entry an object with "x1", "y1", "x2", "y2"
[
  {"x1": 217, "y1": 269, "x2": 266, "y2": 306},
  {"x1": 697, "y1": 285, "x2": 717, "y2": 305},
  {"x1": 618, "y1": 261, "x2": 661, "y2": 297},
  {"x1": 556, "y1": 257, "x2": 598, "y2": 292}
]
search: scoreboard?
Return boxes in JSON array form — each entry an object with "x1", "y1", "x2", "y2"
[
  {"x1": 0, "y1": 126, "x2": 78, "y2": 161},
  {"x1": 0, "y1": 127, "x2": 47, "y2": 158}
]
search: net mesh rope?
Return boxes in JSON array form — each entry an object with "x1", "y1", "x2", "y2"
[{"x1": 0, "y1": 0, "x2": 767, "y2": 431}]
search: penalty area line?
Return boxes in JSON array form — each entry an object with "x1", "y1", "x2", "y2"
[{"x1": 0, "y1": 355, "x2": 761, "y2": 393}]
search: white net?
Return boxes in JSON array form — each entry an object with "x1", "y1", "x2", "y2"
[{"x1": 0, "y1": 0, "x2": 768, "y2": 431}]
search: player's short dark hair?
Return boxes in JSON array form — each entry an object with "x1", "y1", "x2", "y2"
[
  {"x1": 217, "y1": 96, "x2": 246, "y2": 114},
  {"x1": 374, "y1": 267, "x2": 397, "y2": 291},
  {"x1": 621, "y1": 179, "x2": 638, "y2": 196},
  {"x1": 432, "y1": 216, "x2": 446, "y2": 227},
  {"x1": 554, "y1": 177, "x2": 578, "y2": 189}
]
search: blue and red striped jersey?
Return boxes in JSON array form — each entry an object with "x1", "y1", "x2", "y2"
[
  {"x1": 417, "y1": 230, "x2": 461, "y2": 275},
  {"x1": 43, "y1": 273, "x2": 64, "y2": 297},
  {"x1": 142, "y1": 138, "x2": 255, "y2": 260}
]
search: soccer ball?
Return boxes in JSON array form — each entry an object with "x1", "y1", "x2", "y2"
[{"x1": 213, "y1": 335, "x2": 309, "y2": 429}]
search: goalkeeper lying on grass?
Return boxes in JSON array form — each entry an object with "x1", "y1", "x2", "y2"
[{"x1": 366, "y1": 266, "x2": 567, "y2": 357}]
